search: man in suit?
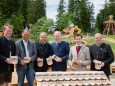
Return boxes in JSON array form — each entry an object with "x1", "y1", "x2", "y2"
[
  {"x1": 16, "y1": 29, "x2": 37, "y2": 86},
  {"x1": 90, "y1": 33, "x2": 114, "y2": 79},
  {"x1": 68, "y1": 34, "x2": 91, "y2": 71},
  {"x1": 51, "y1": 31, "x2": 70, "y2": 71},
  {"x1": 34, "y1": 32, "x2": 51, "y2": 72},
  {"x1": 0, "y1": 24, "x2": 16, "y2": 86}
]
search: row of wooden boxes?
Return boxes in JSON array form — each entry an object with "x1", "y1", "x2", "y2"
[{"x1": 35, "y1": 71, "x2": 111, "y2": 86}]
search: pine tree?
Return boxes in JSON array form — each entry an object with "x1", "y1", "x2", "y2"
[
  {"x1": 0, "y1": 0, "x2": 21, "y2": 22},
  {"x1": 57, "y1": 0, "x2": 66, "y2": 19},
  {"x1": 27, "y1": 0, "x2": 46, "y2": 23},
  {"x1": 95, "y1": 0, "x2": 115, "y2": 33},
  {"x1": 21, "y1": 0, "x2": 28, "y2": 23},
  {"x1": 0, "y1": 0, "x2": 24, "y2": 31},
  {"x1": 68, "y1": 0, "x2": 75, "y2": 14}
]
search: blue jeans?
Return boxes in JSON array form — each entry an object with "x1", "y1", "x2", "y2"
[{"x1": 16, "y1": 68, "x2": 35, "y2": 86}]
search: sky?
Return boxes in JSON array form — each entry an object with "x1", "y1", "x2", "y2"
[{"x1": 46, "y1": 0, "x2": 109, "y2": 22}]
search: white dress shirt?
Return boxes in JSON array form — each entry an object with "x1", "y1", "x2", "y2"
[{"x1": 23, "y1": 40, "x2": 29, "y2": 57}]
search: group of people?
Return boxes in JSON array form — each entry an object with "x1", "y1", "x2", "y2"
[{"x1": 0, "y1": 24, "x2": 114, "y2": 86}]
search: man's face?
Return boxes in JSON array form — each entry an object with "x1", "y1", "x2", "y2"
[
  {"x1": 4, "y1": 26, "x2": 13, "y2": 38},
  {"x1": 75, "y1": 36, "x2": 82, "y2": 45},
  {"x1": 22, "y1": 30, "x2": 30, "y2": 41},
  {"x1": 54, "y1": 33, "x2": 61, "y2": 42},
  {"x1": 94, "y1": 34, "x2": 103, "y2": 44},
  {"x1": 40, "y1": 33, "x2": 47, "y2": 43}
]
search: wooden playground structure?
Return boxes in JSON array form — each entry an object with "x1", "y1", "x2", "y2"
[
  {"x1": 103, "y1": 15, "x2": 115, "y2": 35},
  {"x1": 63, "y1": 26, "x2": 81, "y2": 38}
]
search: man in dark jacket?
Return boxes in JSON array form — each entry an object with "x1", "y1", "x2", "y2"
[
  {"x1": 0, "y1": 24, "x2": 16, "y2": 86},
  {"x1": 90, "y1": 33, "x2": 114, "y2": 79},
  {"x1": 34, "y1": 32, "x2": 51, "y2": 72}
]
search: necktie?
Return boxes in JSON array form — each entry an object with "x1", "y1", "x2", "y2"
[
  {"x1": 21, "y1": 41, "x2": 26, "y2": 56},
  {"x1": 21, "y1": 40, "x2": 29, "y2": 68},
  {"x1": 76, "y1": 46, "x2": 81, "y2": 54}
]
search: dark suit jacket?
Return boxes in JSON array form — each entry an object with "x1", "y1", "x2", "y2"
[
  {"x1": 90, "y1": 43, "x2": 114, "y2": 76},
  {"x1": 51, "y1": 41, "x2": 70, "y2": 71},
  {"x1": 34, "y1": 42, "x2": 51, "y2": 72},
  {"x1": 0, "y1": 36, "x2": 16, "y2": 72}
]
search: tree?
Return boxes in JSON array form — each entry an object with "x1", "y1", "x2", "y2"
[
  {"x1": 27, "y1": 0, "x2": 46, "y2": 24},
  {"x1": 0, "y1": 0, "x2": 21, "y2": 19},
  {"x1": 5, "y1": 12, "x2": 24, "y2": 36},
  {"x1": 95, "y1": 0, "x2": 115, "y2": 33},
  {"x1": 56, "y1": 0, "x2": 67, "y2": 30},
  {"x1": 74, "y1": 0, "x2": 94, "y2": 32},
  {"x1": 68, "y1": 0, "x2": 75, "y2": 14},
  {"x1": 87, "y1": 3, "x2": 95, "y2": 32},
  {"x1": 95, "y1": 12, "x2": 104, "y2": 33},
  {"x1": 0, "y1": 0, "x2": 22, "y2": 29},
  {"x1": 57, "y1": 13, "x2": 76, "y2": 30},
  {"x1": 67, "y1": 0, "x2": 94, "y2": 33},
  {"x1": 30, "y1": 17, "x2": 53, "y2": 41},
  {"x1": 57, "y1": 0, "x2": 66, "y2": 19},
  {"x1": 21, "y1": 0, "x2": 28, "y2": 28}
]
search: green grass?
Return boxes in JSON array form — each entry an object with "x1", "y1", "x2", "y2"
[{"x1": 104, "y1": 35, "x2": 115, "y2": 39}]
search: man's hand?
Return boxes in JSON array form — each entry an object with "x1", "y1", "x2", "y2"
[
  {"x1": 93, "y1": 60, "x2": 97, "y2": 63},
  {"x1": 70, "y1": 65, "x2": 76, "y2": 71},
  {"x1": 6, "y1": 58, "x2": 12, "y2": 64},
  {"x1": 21, "y1": 60, "x2": 26, "y2": 65},
  {"x1": 76, "y1": 60, "x2": 82, "y2": 65},
  {"x1": 93, "y1": 60, "x2": 101, "y2": 64},
  {"x1": 56, "y1": 57, "x2": 62, "y2": 62},
  {"x1": 24, "y1": 57, "x2": 31, "y2": 63}
]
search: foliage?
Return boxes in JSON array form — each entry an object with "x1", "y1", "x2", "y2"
[
  {"x1": 5, "y1": 12, "x2": 24, "y2": 37},
  {"x1": 0, "y1": 0, "x2": 46, "y2": 32},
  {"x1": 56, "y1": 0, "x2": 66, "y2": 30},
  {"x1": 56, "y1": 13, "x2": 76, "y2": 30},
  {"x1": 0, "y1": 0, "x2": 21, "y2": 28},
  {"x1": 67, "y1": 0, "x2": 95, "y2": 33},
  {"x1": 0, "y1": 0, "x2": 21, "y2": 19},
  {"x1": 95, "y1": 1, "x2": 115, "y2": 34},
  {"x1": 21, "y1": 0, "x2": 28, "y2": 26},
  {"x1": 68, "y1": 0, "x2": 75, "y2": 14},
  {"x1": 30, "y1": 17, "x2": 53, "y2": 41},
  {"x1": 27, "y1": 0, "x2": 46, "y2": 24},
  {"x1": 95, "y1": 12, "x2": 105, "y2": 33},
  {"x1": 0, "y1": 0, "x2": 24, "y2": 35},
  {"x1": 95, "y1": 28, "x2": 100, "y2": 33},
  {"x1": 57, "y1": 0, "x2": 66, "y2": 19},
  {"x1": 76, "y1": 0, "x2": 94, "y2": 32}
]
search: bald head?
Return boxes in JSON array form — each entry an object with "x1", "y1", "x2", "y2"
[
  {"x1": 53, "y1": 31, "x2": 62, "y2": 42},
  {"x1": 40, "y1": 32, "x2": 47, "y2": 37},
  {"x1": 39, "y1": 32, "x2": 47, "y2": 43},
  {"x1": 94, "y1": 33, "x2": 103, "y2": 45},
  {"x1": 94, "y1": 33, "x2": 102, "y2": 37},
  {"x1": 53, "y1": 31, "x2": 61, "y2": 36}
]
